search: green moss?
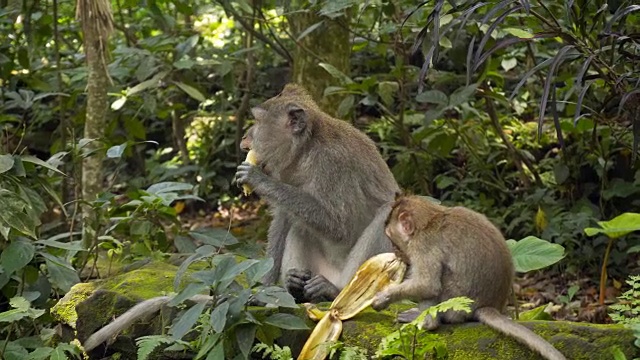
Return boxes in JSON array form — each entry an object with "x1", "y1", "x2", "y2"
[
  {"x1": 328, "y1": 307, "x2": 640, "y2": 360},
  {"x1": 50, "y1": 282, "x2": 97, "y2": 326},
  {"x1": 99, "y1": 261, "x2": 180, "y2": 300}
]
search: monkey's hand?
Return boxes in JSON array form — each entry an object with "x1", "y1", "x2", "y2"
[
  {"x1": 371, "y1": 290, "x2": 391, "y2": 311},
  {"x1": 304, "y1": 275, "x2": 340, "y2": 303},
  {"x1": 285, "y1": 268, "x2": 312, "y2": 303},
  {"x1": 236, "y1": 161, "x2": 268, "y2": 190}
]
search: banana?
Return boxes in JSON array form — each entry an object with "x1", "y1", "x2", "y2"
[
  {"x1": 298, "y1": 253, "x2": 407, "y2": 360},
  {"x1": 242, "y1": 150, "x2": 258, "y2": 196}
]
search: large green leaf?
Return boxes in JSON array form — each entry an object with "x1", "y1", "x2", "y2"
[
  {"x1": 146, "y1": 181, "x2": 193, "y2": 194},
  {"x1": 0, "y1": 189, "x2": 38, "y2": 238},
  {"x1": 209, "y1": 301, "x2": 229, "y2": 333},
  {"x1": 318, "y1": 63, "x2": 353, "y2": 85},
  {"x1": 506, "y1": 236, "x2": 565, "y2": 273},
  {"x1": 0, "y1": 154, "x2": 15, "y2": 174},
  {"x1": 1, "y1": 238, "x2": 35, "y2": 276},
  {"x1": 584, "y1": 213, "x2": 640, "y2": 239},
  {"x1": 21, "y1": 155, "x2": 65, "y2": 175},
  {"x1": 40, "y1": 253, "x2": 80, "y2": 292},
  {"x1": 169, "y1": 301, "x2": 206, "y2": 340},
  {"x1": 263, "y1": 313, "x2": 309, "y2": 330},
  {"x1": 173, "y1": 81, "x2": 206, "y2": 102}
]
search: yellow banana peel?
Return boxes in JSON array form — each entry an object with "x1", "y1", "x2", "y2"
[
  {"x1": 298, "y1": 252, "x2": 407, "y2": 360},
  {"x1": 298, "y1": 310, "x2": 342, "y2": 360},
  {"x1": 242, "y1": 150, "x2": 258, "y2": 196}
]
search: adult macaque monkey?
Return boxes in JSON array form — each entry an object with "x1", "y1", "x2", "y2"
[
  {"x1": 236, "y1": 84, "x2": 399, "y2": 302},
  {"x1": 372, "y1": 195, "x2": 566, "y2": 360}
]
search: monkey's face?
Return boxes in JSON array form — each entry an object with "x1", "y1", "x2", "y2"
[
  {"x1": 385, "y1": 206, "x2": 414, "y2": 256},
  {"x1": 240, "y1": 125, "x2": 254, "y2": 152},
  {"x1": 249, "y1": 98, "x2": 310, "y2": 175}
]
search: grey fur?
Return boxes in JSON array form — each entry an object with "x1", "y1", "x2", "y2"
[{"x1": 236, "y1": 84, "x2": 398, "y2": 302}]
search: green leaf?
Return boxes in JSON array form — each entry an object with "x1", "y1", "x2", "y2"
[
  {"x1": 435, "y1": 175, "x2": 457, "y2": 190},
  {"x1": 244, "y1": 258, "x2": 273, "y2": 287},
  {"x1": 336, "y1": 95, "x2": 355, "y2": 118},
  {"x1": 127, "y1": 70, "x2": 169, "y2": 96},
  {"x1": 1, "y1": 239, "x2": 35, "y2": 275},
  {"x1": 189, "y1": 228, "x2": 238, "y2": 247},
  {"x1": 169, "y1": 301, "x2": 206, "y2": 340},
  {"x1": 378, "y1": 81, "x2": 399, "y2": 107},
  {"x1": 0, "y1": 308, "x2": 29, "y2": 323},
  {"x1": 235, "y1": 324, "x2": 257, "y2": 359},
  {"x1": 501, "y1": 58, "x2": 517, "y2": 71},
  {"x1": 3, "y1": 341, "x2": 29, "y2": 360},
  {"x1": 449, "y1": 84, "x2": 478, "y2": 107},
  {"x1": 41, "y1": 253, "x2": 80, "y2": 292},
  {"x1": 136, "y1": 335, "x2": 174, "y2": 360},
  {"x1": 209, "y1": 301, "x2": 229, "y2": 333},
  {"x1": 415, "y1": 90, "x2": 448, "y2": 105},
  {"x1": 0, "y1": 154, "x2": 15, "y2": 174},
  {"x1": 263, "y1": 313, "x2": 309, "y2": 330},
  {"x1": 26, "y1": 346, "x2": 53, "y2": 360},
  {"x1": 253, "y1": 286, "x2": 297, "y2": 308},
  {"x1": 106, "y1": 143, "x2": 127, "y2": 158},
  {"x1": 584, "y1": 213, "x2": 640, "y2": 239},
  {"x1": 146, "y1": 181, "x2": 193, "y2": 194},
  {"x1": 610, "y1": 345, "x2": 627, "y2": 360},
  {"x1": 296, "y1": 21, "x2": 324, "y2": 41},
  {"x1": 195, "y1": 333, "x2": 221, "y2": 359},
  {"x1": 518, "y1": 305, "x2": 553, "y2": 320},
  {"x1": 124, "y1": 118, "x2": 146, "y2": 140},
  {"x1": 174, "y1": 81, "x2": 206, "y2": 102},
  {"x1": 168, "y1": 282, "x2": 208, "y2": 306},
  {"x1": 21, "y1": 155, "x2": 65, "y2": 175},
  {"x1": 130, "y1": 220, "x2": 152, "y2": 236},
  {"x1": 205, "y1": 341, "x2": 224, "y2": 360},
  {"x1": 439, "y1": 36, "x2": 452, "y2": 48},
  {"x1": 318, "y1": 63, "x2": 353, "y2": 84},
  {"x1": 503, "y1": 27, "x2": 534, "y2": 39},
  {"x1": 553, "y1": 163, "x2": 570, "y2": 184},
  {"x1": 0, "y1": 190, "x2": 38, "y2": 238},
  {"x1": 506, "y1": 236, "x2": 565, "y2": 273}
]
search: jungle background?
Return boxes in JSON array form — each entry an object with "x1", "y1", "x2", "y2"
[{"x1": 0, "y1": 0, "x2": 640, "y2": 359}]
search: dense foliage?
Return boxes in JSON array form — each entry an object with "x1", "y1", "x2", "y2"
[{"x1": 0, "y1": 0, "x2": 639, "y2": 359}]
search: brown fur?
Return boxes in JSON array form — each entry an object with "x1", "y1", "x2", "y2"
[{"x1": 373, "y1": 195, "x2": 566, "y2": 360}]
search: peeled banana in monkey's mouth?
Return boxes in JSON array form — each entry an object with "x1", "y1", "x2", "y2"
[
  {"x1": 298, "y1": 253, "x2": 407, "y2": 360},
  {"x1": 242, "y1": 150, "x2": 258, "y2": 196}
]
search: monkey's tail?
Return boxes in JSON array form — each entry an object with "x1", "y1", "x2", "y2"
[
  {"x1": 475, "y1": 307, "x2": 566, "y2": 360},
  {"x1": 82, "y1": 294, "x2": 213, "y2": 353}
]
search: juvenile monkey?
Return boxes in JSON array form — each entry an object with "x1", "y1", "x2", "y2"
[
  {"x1": 372, "y1": 195, "x2": 566, "y2": 360},
  {"x1": 236, "y1": 84, "x2": 399, "y2": 302}
]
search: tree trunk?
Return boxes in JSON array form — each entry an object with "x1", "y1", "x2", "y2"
[
  {"x1": 287, "y1": 9, "x2": 351, "y2": 117},
  {"x1": 76, "y1": 0, "x2": 113, "y2": 251}
]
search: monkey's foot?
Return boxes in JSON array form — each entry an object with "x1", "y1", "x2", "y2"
[
  {"x1": 304, "y1": 275, "x2": 339, "y2": 303},
  {"x1": 285, "y1": 268, "x2": 312, "y2": 302},
  {"x1": 397, "y1": 308, "x2": 420, "y2": 323}
]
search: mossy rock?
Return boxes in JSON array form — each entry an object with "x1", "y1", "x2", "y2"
[
  {"x1": 335, "y1": 306, "x2": 639, "y2": 360},
  {"x1": 53, "y1": 261, "x2": 639, "y2": 360},
  {"x1": 51, "y1": 261, "x2": 197, "y2": 359}
]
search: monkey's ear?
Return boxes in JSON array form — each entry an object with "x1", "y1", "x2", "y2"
[
  {"x1": 286, "y1": 103, "x2": 307, "y2": 134},
  {"x1": 251, "y1": 107, "x2": 267, "y2": 120},
  {"x1": 397, "y1": 211, "x2": 415, "y2": 237}
]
